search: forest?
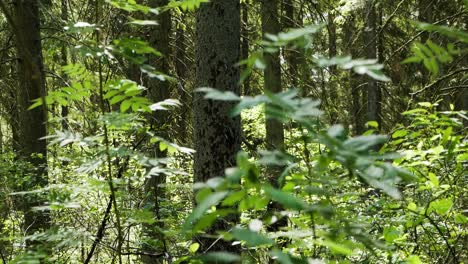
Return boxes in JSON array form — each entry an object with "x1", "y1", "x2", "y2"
[{"x1": 0, "y1": 0, "x2": 467, "y2": 263}]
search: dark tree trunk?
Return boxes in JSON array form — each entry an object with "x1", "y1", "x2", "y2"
[
  {"x1": 241, "y1": 1, "x2": 251, "y2": 96},
  {"x1": 343, "y1": 13, "x2": 364, "y2": 135},
  {"x1": 12, "y1": 0, "x2": 49, "y2": 247},
  {"x1": 322, "y1": 10, "x2": 340, "y2": 124},
  {"x1": 365, "y1": 1, "x2": 381, "y2": 127},
  {"x1": 142, "y1": 0, "x2": 172, "y2": 262},
  {"x1": 263, "y1": 0, "x2": 287, "y2": 235},
  {"x1": 61, "y1": 0, "x2": 69, "y2": 130},
  {"x1": 194, "y1": 0, "x2": 241, "y2": 252},
  {"x1": 262, "y1": 0, "x2": 284, "y2": 184},
  {"x1": 283, "y1": 0, "x2": 299, "y2": 87}
]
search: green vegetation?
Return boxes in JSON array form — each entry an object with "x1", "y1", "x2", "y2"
[{"x1": 0, "y1": 0, "x2": 466, "y2": 263}]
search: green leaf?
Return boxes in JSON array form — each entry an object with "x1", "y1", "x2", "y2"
[
  {"x1": 269, "y1": 250, "x2": 293, "y2": 264},
  {"x1": 183, "y1": 191, "x2": 228, "y2": 231},
  {"x1": 343, "y1": 135, "x2": 387, "y2": 152},
  {"x1": 428, "y1": 173, "x2": 439, "y2": 188},
  {"x1": 149, "y1": 99, "x2": 181, "y2": 111},
  {"x1": 392, "y1": 130, "x2": 408, "y2": 139},
  {"x1": 319, "y1": 239, "x2": 353, "y2": 255},
  {"x1": 406, "y1": 255, "x2": 422, "y2": 264},
  {"x1": 383, "y1": 226, "x2": 400, "y2": 243},
  {"x1": 454, "y1": 213, "x2": 468, "y2": 224},
  {"x1": 189, "y1": 243, "x2": 200, "y2": 253},
  {"x1": 196, "y1": 87, "x2": 240, "y2": 101},
  {"x1": 264, "y1": 185, "x2": 306, "y2": 211},
  {"x1": 366, "y1": 121, "x2": 379, "y2": 128},
  {"x1": 415, "y1": 22, "x2": 468, "y2": 43},
  {"x1": 128, "y1": 20, "x2": 158, "y2": 26},
  {"x1": 407, "y1": 202, "x2": 418, "y2": 212},
  {"x1": 231, "y1": 228, "x2": 274, "y2": 247},
  {"x1": 166, "y1": 0, "x2": 210, "y2": 11},
  {"x1": 197, "y1": 252, "x2": 241, "y2": 263},
  {"x1": 222, "y1": 190, "x2": 246, "y2": 206},
  {"x1": 429, "y1": 198, "x2": 453, "y2": 215},
  {"x1": 120, "y1": 100, "x2": 132, "y2": 112}
]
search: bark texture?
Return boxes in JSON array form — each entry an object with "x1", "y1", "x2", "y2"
[
  {"x1": 12, "y1": 0, "x2": 49, "y2": 246},
  {"x1": 194, "y1": 0, "x2": 241, "y2": 252}
]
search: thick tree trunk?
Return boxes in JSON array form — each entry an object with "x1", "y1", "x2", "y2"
[
  {"x1": 194, "y1": 0, "x2": 241, "y2": 252},
  {"x1": 12, "y1": 0, "x2": 49, "y2": 247},
  {"x1": 365, "y1": 1, "x2": 381, "y2": 127},
  {"x1": 142, "y1": 0, "x2": 172, "y2": 262}
]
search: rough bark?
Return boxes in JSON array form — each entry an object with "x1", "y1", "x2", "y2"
[
  {"x1": 12, "y1": 0, "x2": 49, "y2": 247},
  {"x1": 194, "y1": 0, "x2": 241, "y2": 252}
]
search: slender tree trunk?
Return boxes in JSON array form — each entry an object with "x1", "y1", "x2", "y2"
[
  {"x1": 283, "y1": 0, "x2": 299, "y2": 87},
  {"x1": 61, "y1": 0, "x2": 69, "y2": 130},
  {"x1": 174, "y1": 15, "x2": 190, "y2": 145},
  {"x1": 11, "y1": 0, "x2": 49, "y2": 248},
  {"x1": 326, "y1": 9, "x2": 339, "y2": 123},
  {"x1": 194, "y1": 0, "x2": 241, "y2": 252},
  {"x1": 262, "y1": 0, "x2": 287, "y2": 235},
  {"x1": 262, "y1": 0, "x2": 284, "y2": 182},
  {"x1": 418, "y1": 0, "x2": 433, "y2": 43},
  {"x1": 365, "y1": 0, "x2": 381, "y2": 127},
  {"x1": 142, "y1": 0, "x2": 171, "y2": 262},
  {"x1": 418, "y1": 0, "x2": 434, "y2": 92},
  {"x1": 241, "y1": 1, "x2": 251, "y2": 96},
  {"x1": 343, "y1": 13, "x2": 364, "y2": 134},
  {"x1": 0, "y1": 121, "x2": 3, "y2": 154},
  {"x1": 328, "y1": 11, "x2": 337, "y2": 75}
]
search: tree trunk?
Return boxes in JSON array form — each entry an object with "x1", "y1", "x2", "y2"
[
  {"x1": 142, "y1": 0, "x2": 172, "y2": 262},
  {"x1": 263, "y1": 0, "x2": 287, "y2": 235},
  {"x1": 343, "y1": 13, "x2": 364, "y2": 135},
  {"x1": 365, "y1": 0, "x2": 381, "y2": 128},
  {"x1": 194, "y1": 0, "x2": 241, "y2": 252},
  {"x1": 283, "y1": 0, "x2": 299, "y2": 87},
  {"x1": 326, "y1": 9, "x2": 339, "y2": 124},
  {"x1": 61, "y1": 0, "x2": 69, "y2": 131},
  {"x1": 174, "y1": 15, "x2": 190, "y2": 145},
  {"x1": 241, "y1": 1, "x2": 251, "y2": 96},
  {"x1": 12, "y1": 0, "x2": 49, "y2": 247},
  {"x1": 262, "y1": 0, "x2": 284, "y2": 185}
]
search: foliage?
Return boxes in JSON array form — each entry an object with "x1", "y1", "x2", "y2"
[{"x1": 0, "y1": 0, "x2": 466, "y2": 263}]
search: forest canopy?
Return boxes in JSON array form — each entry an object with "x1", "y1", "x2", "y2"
[{"x1": 0, "y1": 0, "x2": 467, "y2": 263}]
